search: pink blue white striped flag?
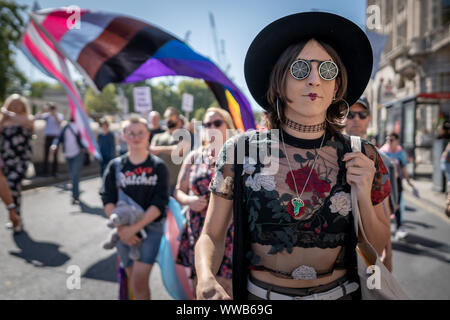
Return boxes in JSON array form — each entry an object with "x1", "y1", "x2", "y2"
[{"x1": 20, "y1": 14, "x2": 100, "y2": 159}]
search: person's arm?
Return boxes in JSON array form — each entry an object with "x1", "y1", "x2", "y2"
[
  {"x1": 54, "y1": 113, "x2": 63, "y2": 126},
  {"x1": 195, "y1": 137, "x2": 236, "y2": 300},
  {"x1": 100, "y1": 160, "x2": 118, "y2": 217},
  {"x1": 380, "y1": 198, "x2": 393, "y2": 272},
  {"x1": 150, "y1": 131, "x2": 190, "y2": 157},
  {"x1": 0, "y1": 108, "x2": 34, "y2": 130},
  {"x1": 195, "y1": 194, "x2": 233, "y2": 300},
  {"x1": 149, "y1": 144, "x2": 176, "y2": 155},
  {"x1": 402, "y1": 166, "x2": 415, "y2": 189},
  {"x1": 50, "y1": 126, "x2": 65, "y2": 152},
  {"x1": 343, "y1": 145, "x2": 391, "y2": 255},
  {"x1": 104, "y1": 203, "x2": 116, "y2": 218},
  {"x1": 174, "y1": 150, "x2": 208, "y2": 211}
]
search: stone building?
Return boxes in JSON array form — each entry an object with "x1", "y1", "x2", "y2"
[{"x1": 366, "y1": 0, "x2": 450, "y2": 179}]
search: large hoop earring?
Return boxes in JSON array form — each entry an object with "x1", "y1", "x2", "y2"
[{"x1": 326, "y1": 99, "x2": 350, "y2": 124}]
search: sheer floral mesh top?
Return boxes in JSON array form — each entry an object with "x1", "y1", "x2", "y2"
[{"x1": 209, "y1": 129, "x2": 391, "y2": 281}]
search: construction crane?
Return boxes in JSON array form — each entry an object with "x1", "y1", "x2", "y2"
[{"x1": 209, "y1": 11, "x2": 231, "y2": 76}]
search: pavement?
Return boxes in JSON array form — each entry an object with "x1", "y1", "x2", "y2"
[
  {"x1": 2, "y1": 174, "x2": 172, "y2": 300},
  {"x1": 402, "y1": 177, "x2": 448, "y2": 222}
]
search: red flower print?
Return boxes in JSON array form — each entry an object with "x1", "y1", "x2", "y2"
[
  {"x1": 285, "y1": 167, "x2": 331, "y2": 194},
  {"x1": 304, "y1": 223, "x2": 310, "y2": 229},
  {"x1": 371, "y1": 179, "x2": 392, "y2": 205},
  {"x1": 323, "y1": 222, "x2": 328, "y2": 229},
  {"x1": 314, "y1": 227, "x2": 321, "y2": 234}
]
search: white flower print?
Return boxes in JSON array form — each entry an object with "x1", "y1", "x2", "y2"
[
  {"x1": 291, "y1": 265, "x2": 317, "y2": 280},
  {"x1": 211, "y1": 171, "x2": 233, "y2": 194},
  {"x1": 245, "y1": 173, "x2": 275, "y2": 192},
  {"x1": 242, "y1": 156, "x2": 256, "y2": 176},
  {"x1": 329, "y1": 191, "x2": 352, "y2": 216}
]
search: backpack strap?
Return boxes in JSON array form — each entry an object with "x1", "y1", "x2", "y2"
[{"x1": 113, "y1": 156, "x2": 145, "y2": 212}]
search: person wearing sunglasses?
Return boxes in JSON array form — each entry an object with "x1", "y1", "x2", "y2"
[
  {"x1": 174, "y1": 107, "x2": 237, "y2": 298},
  {"x1": 100, "y1": 115, "x2": 169, "y2": 300},
  {"x1": 195, "y1": 12, "x2": 392, "y2": 300},
  {"x1": 345, "y1": 97, "x2": 371, "y2": 138}
]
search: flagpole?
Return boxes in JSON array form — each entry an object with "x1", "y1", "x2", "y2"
[{"x1": 28, "y1": 10, "x2": 101, "y2": 95}]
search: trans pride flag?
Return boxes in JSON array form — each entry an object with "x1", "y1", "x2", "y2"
[
  {"x1": 28, "y1": 8, "x2": 255, "y2": 131},
  {"x1": 20, "y1": 13, "x2": 100, "y2": 158},
  {"x1": 156, "y1": 197, "x2": 193, "y2": 300}
]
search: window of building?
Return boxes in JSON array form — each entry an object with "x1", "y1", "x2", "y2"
[
  {"x1": 397, "y1": 22, "x2": 407, "y2": 46},
  {"x1": 421, "y1": 0, "x2": 429, "y2": 35},
  {"x1": 385, "y1": 1, "x2": 393, "y2": 24}
]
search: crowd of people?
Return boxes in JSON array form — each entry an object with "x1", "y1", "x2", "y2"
[{"x1": 1, "y1": 11, "x2": 449, "y2": 301}]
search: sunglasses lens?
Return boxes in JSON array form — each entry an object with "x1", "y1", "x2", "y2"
[
  {"x1": 290, "y1": 59, "x2": 310, "y2": 80},
  {"x1": 347, "y1": 111, "x2": 355, "y2": 119},
  {"x1": 319, "y1": 61, "x2": 339, "y2": 80},
  {"x1": 213, "y1": 120, "x2": 223, "y2": 127},
  {"x1": 359, "y1": 111, "x2": 369, "y2": 119}
]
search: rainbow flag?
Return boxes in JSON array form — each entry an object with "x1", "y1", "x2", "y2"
[
  {"x1": 28, "y1": 8, "x2": 255, "y2": 131},
  {"x1": 20, "y1": 13, "x2": 100, "y2": 159}
]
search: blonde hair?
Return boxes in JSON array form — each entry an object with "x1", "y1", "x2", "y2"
[
  {"x1": 202, "y1": 107, "x2": 237, "y2": 147},
  {"x1": 204, "y1": 107, "x2": 236, "y2": 131},
  {"x1": 121, "y1": 115, "x2": 149, "y2": 132},
  {"x1": 3, "y1": 94, "x2": 31, "y2": 116}
]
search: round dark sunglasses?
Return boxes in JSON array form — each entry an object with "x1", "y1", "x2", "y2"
[
  {"x1": 290, "y1": 59, "x2": 339, "y2": 81},
  {"x1": 347, "y1": 110, "x2": 370, "y2": 120},
  {"x1": 203, "y1": 119, "x2": 224, "y2": 128}
]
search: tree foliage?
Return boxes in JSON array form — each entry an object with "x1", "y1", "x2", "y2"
[
  {"x1": 84, "y1": 83, "x2": 119, "y2": 114},
  {"x1": 0, "y1": 1, "x2": 27, "y2": 101},
  {"x1": 116, "y1": 78, "x2": 218, "y2": 118}
]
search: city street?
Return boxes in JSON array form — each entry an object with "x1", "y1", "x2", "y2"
[{"x1": 0, "y1": 176, "x2": 449, "y2": 300}]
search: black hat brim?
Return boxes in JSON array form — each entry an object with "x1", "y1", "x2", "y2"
[{"x1": 244, "y1": 12, "x2": 373, "y2": 110}]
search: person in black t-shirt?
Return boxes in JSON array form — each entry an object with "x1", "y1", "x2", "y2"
[{"x1": 100, "y1": 115, "x2": 169, "y2": 300}]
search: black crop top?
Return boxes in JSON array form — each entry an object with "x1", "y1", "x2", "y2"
[{"x1": 209, "y1": 129, "x2": 391, "y2": 259}]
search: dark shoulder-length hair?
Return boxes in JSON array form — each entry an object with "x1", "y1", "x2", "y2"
[{"x1": 265, "y1": 39, "x2": 348, "y2": 135}]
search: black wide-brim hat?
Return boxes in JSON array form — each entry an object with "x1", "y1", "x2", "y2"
[{"x1": 244, "y1": 12, "x2": 373, "y2": 110}]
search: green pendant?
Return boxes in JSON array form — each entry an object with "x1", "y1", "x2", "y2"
[{"x1": 292, "y1": 198, "x2": 304, "y2": 216}]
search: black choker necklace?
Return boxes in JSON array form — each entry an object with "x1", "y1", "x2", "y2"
[{"x1": 285, "y1": 119, "x2": 326, "y2": 133}]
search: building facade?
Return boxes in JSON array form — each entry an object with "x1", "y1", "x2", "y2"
[{"x1": 366, "y1": 0, "x2": 450, "y2": 178}]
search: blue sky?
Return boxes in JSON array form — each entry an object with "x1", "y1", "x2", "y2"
[{"x1": 16, "y1": 0, "x2": 367, "y2": 112}]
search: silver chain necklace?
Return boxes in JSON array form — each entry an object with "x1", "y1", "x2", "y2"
[{"x1": 280, "y1": 127, "x2": 326, "y2": 217}]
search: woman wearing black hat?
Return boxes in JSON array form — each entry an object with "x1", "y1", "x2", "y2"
[{"x1": 195, "y1": 12, "x2": 392, "y2": 300}]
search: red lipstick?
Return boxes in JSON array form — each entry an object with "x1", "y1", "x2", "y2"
[{"x1": 308, "y1": 93, "x2": 318, "y2": 101}]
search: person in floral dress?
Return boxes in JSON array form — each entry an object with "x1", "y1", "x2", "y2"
[
  {"x1": 195, "y1": 12, "x2": 392, "y2": 300},
  {"x1": 174, "y1": 107, "x2": 236, "y2": 298},
  {"x1": 0, "y1": 94, "x2": 34, "y2": 233}
]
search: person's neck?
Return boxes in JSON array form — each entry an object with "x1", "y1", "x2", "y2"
[
  {"x1": 281, "y1": 116, "x2": 326, "y2": 140},
  {"x1": 128, "y1": 149, "x2": 149, "y2": 165},
  {"x1": 281, "y1": 110, "x2": 327, "y2": 139}
]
